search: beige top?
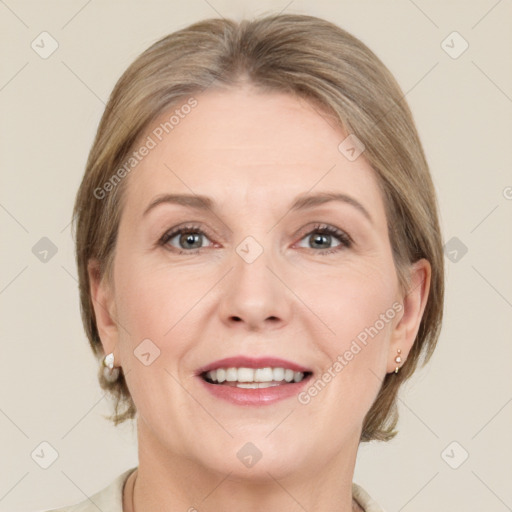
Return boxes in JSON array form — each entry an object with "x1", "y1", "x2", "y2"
[{"x1": 43, "y1": 467, "x2": 386, "y2": 512}]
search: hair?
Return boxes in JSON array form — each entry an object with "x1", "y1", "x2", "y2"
[{"x1": 72, "y1": 13, "x2": 444, "y2": 442}]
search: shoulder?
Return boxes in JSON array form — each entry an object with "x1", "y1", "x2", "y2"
[
  {"x1": 352, "y1": 481, "x2": 387, "y2": 512},
  {"x1": 41, "y1": 467, "x2": 137, "y2": 512}
]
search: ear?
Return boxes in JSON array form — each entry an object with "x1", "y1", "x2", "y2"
[
  {"x1": 88, "y1": 259, "x2": 120, "y2": 362},
  {"x1": 387, "y1": 258, "x2": 431, "y2": 373}
]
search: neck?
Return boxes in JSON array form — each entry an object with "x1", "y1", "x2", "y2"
[{"x1": 129, "y1": 418, "x2": 362, "y2": 512}]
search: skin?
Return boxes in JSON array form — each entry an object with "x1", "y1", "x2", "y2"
[{"x1": 89, "y1": 86, "x2": 431, "y2": 512}]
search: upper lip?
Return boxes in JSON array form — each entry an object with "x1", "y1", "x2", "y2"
[{"x1": 196, "y1": 356, "x2": 312, "y2": 376}]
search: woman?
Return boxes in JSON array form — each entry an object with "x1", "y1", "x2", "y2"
[{"x1": 47, "y1": 13, "x2": 443, "y2": 512}]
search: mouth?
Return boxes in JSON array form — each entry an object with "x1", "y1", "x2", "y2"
[
  {"x1": 196, "y1": 356, "x2": 313, "y2": 405},
  {"x1": 201, "y1": 366, "x2": 313, "y2": 388}
]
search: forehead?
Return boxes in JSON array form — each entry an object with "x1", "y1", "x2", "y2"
[{"x1": 122, "y1": 87, "x2": 386, "y2": 225}]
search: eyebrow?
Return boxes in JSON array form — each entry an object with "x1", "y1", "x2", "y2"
[{"x1": 143, "y1": 191, "x2": 373, "y2": 224}]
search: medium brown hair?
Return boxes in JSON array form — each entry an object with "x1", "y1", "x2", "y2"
[{"x1": 73, "y1": 14, "x2": 444, "y2": 442}]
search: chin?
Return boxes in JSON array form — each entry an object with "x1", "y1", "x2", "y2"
[{"x1": 191, "y1": 433, "x2": 313, "y2": 481}]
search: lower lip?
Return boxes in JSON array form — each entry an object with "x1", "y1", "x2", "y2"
[{"x1": 198, "y1": 375, "x2": 312, "y2": 406}]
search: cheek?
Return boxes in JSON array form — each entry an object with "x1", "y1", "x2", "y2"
[
  {"x1": 299, "y1": 282, "x2": 396, "y2": 431},
  {"x1": 316, "y1": 260, "x2": 398, "y2": 341},
  {"x1": 335, "y1": 282, "x2": 397, "y2": 341},
  {"x1": 308, "y1": 260, "x2": 399, "y2": 403},
  {"x1": 112, "y1": 253, "x2": 213, "y2": 383},
  {"x1": 112, "y1": 259, "x2": 197, "y2": 431},
  {"x1": 113, "y1": 252, "x2": 194, "y2": 338},
  {"x1": 110, "y1": 260, "x2": 187, "y2": 399}
]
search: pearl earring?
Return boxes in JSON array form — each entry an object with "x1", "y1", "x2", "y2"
[
  {"x1": 394, "y1": 349, "x2": 402, "y2": 374},
  {"x1": 103, "y1": 352, "x2": 120, "y2": 382}
]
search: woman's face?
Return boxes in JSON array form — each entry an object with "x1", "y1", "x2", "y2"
[{"x1": 92, "y1": 86, "x2": 428, "y2": 480}]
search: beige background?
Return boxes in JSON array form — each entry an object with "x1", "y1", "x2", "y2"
[{"x1": 1, "y1": 1, "x2": 511, "y2": 511}]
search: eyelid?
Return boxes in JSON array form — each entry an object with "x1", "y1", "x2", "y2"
[{"x1": 295, "y1": 222, "x2": 353, "y2": 244}]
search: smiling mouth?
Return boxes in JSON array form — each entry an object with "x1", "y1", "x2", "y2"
[{"x1": 201, "y1": 367, "x2": 313, "y2": 388}]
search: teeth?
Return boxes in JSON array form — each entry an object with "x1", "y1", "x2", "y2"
[
  {"x1": 236, "y1": 382, "x2": 282, "y2": 389},
  {"x1": 273, "y1": 367, "x2": 285, "y2": 381},
  {"x1": 238, "y1": 367, "x2": 254, "y2": 382},
  {"x1": 225, "y1": 368, "x2": 237, "y2": 382},
  {"x1": 254, "y1": 367, "x2": 273, "y2": 382},
  {"x1": 204, "y1": 367, "x2": 307, "y2": 384},
  {"x1": 284, "y1": 369, "x2": 294, "y2": 382}
]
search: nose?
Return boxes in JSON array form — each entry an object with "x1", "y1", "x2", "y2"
[{"x1": 217, "y1": 239, "x2": 293, "y2": 332}]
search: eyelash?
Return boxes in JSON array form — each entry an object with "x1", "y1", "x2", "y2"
[{"x1": 158, "y1": 223, "x2": 353, "y2": 255}]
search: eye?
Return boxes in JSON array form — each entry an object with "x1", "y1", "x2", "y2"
[
  {"x1": 159, "y1": 224, "x2": 214, "y2": 254},
  {"x1": 158, "y1": 223, "x2": 352, "y2": 255},
  {"x1": 295, "y1": 224, "x2": 352, "y2": 254}
]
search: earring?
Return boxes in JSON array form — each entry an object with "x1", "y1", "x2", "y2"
[
  {"x1": 394, "y1": 349, "x2": 402, "y2": 374},
  {"x1": 103, "y1": 352, "x2": 120, "y2": 382}
]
